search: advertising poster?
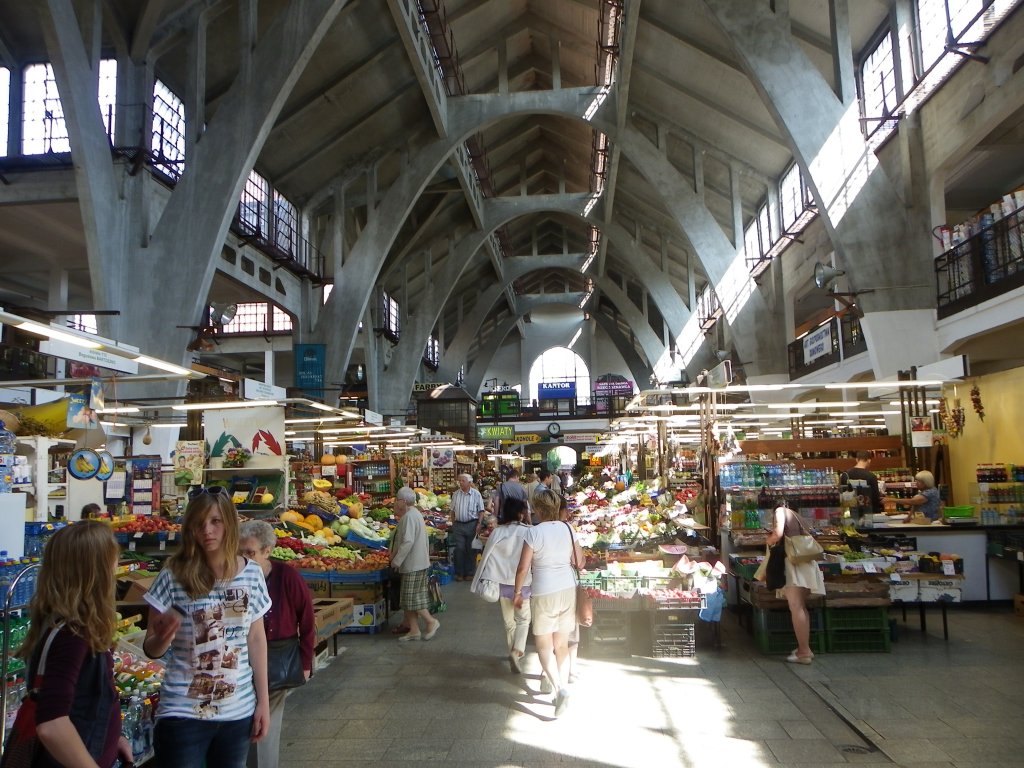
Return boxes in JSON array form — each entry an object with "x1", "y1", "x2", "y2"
[
  {"x1": 66, "y1": 393, "x2": 99, "y2": 429},
  {"x1": 89, "y1": 379, "x2": 105, "y2": 411},
  {"x1": 205, "y1": 406, "x2": 286, "y2": 469},
  {"x1": 294, "y1": 344, "x2": 326, "y2": 399},
  {"x1": 429, "y1": 448, "x2": 455, "y2": 469},
  {"x1": 174, "y1": 440, "x2": 207, "y2": 487},
  {"x1": 910, "y1": 416, "x2": 933, "y2": 448}
]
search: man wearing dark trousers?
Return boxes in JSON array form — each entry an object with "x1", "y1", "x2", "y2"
[{"x1": 449, "y1": 473, "x2": 484, "y2": 581}]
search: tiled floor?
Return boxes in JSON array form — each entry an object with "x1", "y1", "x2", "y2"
[{"x1": 278, "y1": 585, "x2": 1024, "y2": 767}]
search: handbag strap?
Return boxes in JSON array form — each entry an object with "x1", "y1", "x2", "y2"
[
  {"x1": 28, "y1": 624, "x2": 63, "y2": 695},
  {"x1": 562, "y1": 521, "x2": 581, "y2": 585}
]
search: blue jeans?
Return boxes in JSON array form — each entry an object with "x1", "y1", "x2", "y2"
[
  {"x1": 155, "y1": 715, "x2": 253, "y2": 768},
  {"x1": 450, "y1": 519, "x2": 478, "y2": 577}
]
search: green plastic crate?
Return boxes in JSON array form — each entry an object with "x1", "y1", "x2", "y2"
[
  {"x1": 754, "y1": 607, "x2": 824, "y2": 634},
  {"x1": 755, "y1": 629, "x2": 825, "y2": 655},
  {"x1": 825, "y1": 629, "x2": 891, "y2": 653},
  {"x1": 824, "y1": 607, "x2": 889, "y2": 632}
]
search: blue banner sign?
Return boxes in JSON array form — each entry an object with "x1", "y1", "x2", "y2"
[{"x1": 538, "y1": 381, "x2": 576, "y2": 399}]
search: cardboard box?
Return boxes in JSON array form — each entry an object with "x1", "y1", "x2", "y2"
[
  {"x1": 347, "y1": 599, "x2": 386, "y2": 630},
  {"x1": 1014, "y1": 594, "x2": 1024, "y2": 617},
  {"x1": 918, "y1": 577, "x2": 962, "y2": 603},
  {"x1": 888, "y1": 579, "x2": 919, "y2": 603},
  {"x1": 121, "y1": 576, "x2": 156, "y2": 603},
  {"x1": 330, "y1": 585, "x2": 384, "y2": 604},
  {"x1": 301, "y1": 573, "x2": 331, "y2": 599},
  {"x1": 312, "y1": 597, "x2": 354, "y2": 635}
]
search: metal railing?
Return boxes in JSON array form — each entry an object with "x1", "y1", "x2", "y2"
[
  {"x1": 787, "y1": 312, "x2": 867, "y2": 380},
  {"x1": 935, "y1": 205, "x2": 1024, "y2": 319},
  {"x1": 229, "y1": 202, "x2": 326, "y2": 282}
]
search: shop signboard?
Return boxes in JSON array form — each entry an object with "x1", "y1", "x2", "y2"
[
  {"x1": 413, "y1": 382, "x2": 450, "y2": 392},
  {"x1": 39, "y1": 337, "x2": 140, "y2": 374},
  {"x1": 501, "y1": 434, "x2": 539, "y2": 445},
  {"x1": 294, "y1": 344, "x2": 325, "y2": 398},
  {"x1": 565, "y1": 432, "x2": 599, "y2": 443},
  {"x1": 538, "y1": 381, "x2": 576, "y2": 399},
  {"x1": 478, "y1": 424, "x2": 514, "y2": 440},
  {"x1": 243, "y1": 378, "x2": 287, "y2": 402},
  {"x1": 593, "y1": 378, "x2": 634, "y2": 396},
  {"x1": 363, "y1": 408, "x2": 384, "y2": 426},
  {"x1": 802, "y1": 323, "x2": 832, "y2": 365}
]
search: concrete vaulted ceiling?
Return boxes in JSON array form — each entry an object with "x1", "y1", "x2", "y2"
[{"x1": 0, "y1": 0, "x2": 897, "y2": 398}]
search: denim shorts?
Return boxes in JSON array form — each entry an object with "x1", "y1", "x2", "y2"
[{"x1": 154, "y1": 714, "x2": 253, "y2": 768}]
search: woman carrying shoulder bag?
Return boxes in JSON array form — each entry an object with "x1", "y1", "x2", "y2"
[
  {"x1": 7, "y1": 521, "x2": 133, "y2": 768},
  {"x1": 765, "y1": 501, "x2": 825, "y2": 665}
]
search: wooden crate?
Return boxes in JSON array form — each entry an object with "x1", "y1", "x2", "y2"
[{"x1": 312, "y1": 598, "x2": 354, "y2": 635}]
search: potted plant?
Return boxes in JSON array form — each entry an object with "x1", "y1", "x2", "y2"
[{"x1": 222, "y1": 446, "x2": 252, "y2": 468}]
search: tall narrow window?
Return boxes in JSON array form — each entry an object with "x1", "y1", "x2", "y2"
[
  {"x1": 152, "y1": 79, "x2": 186, "y2": 179},
  {"x1": 528, "y1": 347, "x2": 591, "y2": 406},
  {"x1": 23, "y1": 63, "x2": 69, "y2": 154},
  {"x1": 757, "y1": 204, "x2": 772, "y2": 253},
  {"x1": 743, "y1": 220, "x2": 761, "y2": 263},
  {"x1": 272, "y1": 306, "x2": 294, "y2": 331},
  {"x1": 860, "y1": 31, "x2": 898, "y2": 135},
  {"x1": 379, "y1": 290, "x2": 400, "y2": 342},
  {"x1": 917, "y1": 0, "x2": 988, "y2": 72},
  {"x1": 779, "y1": 164, "x2": 802, "y2": 232},
  {"x1": 0, "y1": 67, "x2": 9, "y2": 156},
  {"x1": 273, "y1": 191, "x2": 299, "y2": 256},
  {"x1": 424, "y1": 335, "x2": 440, "y2": 369},
  {"x1": 97, "y1": 59, "x2": 117, "y2": 140},
  {"x1": 240, "y1": 171, "x2": 270, "y2": 237}
]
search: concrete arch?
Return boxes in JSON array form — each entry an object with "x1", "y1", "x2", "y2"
[
  {"x1": 463, "y1": 299, "x2": 652, "y2": 396},
  {"x1": 312, "y1": 87, "x2": 615, "y2": 379},
  {"x1": 378, "y1": 194, "x2": 674, "y2": 411}
]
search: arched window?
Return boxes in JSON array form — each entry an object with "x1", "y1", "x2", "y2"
[{"x1": 529, "y1": 347, "x2": 591, "y2": 405}]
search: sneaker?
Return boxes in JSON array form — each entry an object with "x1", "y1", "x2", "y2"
[
  {"x1": 539, "y1": 675, "x2": 553, "y2": 694},
  {"x1": 554, "y1": 688, "x2": 570, "y2": 717},
  {"x1": 509, "y1": 653, "x2": 522, "y2": 674}
]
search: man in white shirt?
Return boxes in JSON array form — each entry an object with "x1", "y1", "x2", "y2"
[{"x1": 449, "y1": 474, "x2": 484, "y2": 581}]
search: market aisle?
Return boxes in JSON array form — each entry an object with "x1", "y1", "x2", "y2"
[{"x1": 274, "y1": 583, "x2": 929, "y2": 768}]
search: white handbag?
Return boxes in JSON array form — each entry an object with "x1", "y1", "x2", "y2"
[{"x1": 473, "y1": 578, "x2": 501, "y2": 603}]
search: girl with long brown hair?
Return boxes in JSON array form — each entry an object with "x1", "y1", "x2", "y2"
[
  {"x1": 143, "y1": 489, "x2": 271, "y2": 768},
  {"x1": 11, "y1": 520, "x2": 133, "y2": 767}
]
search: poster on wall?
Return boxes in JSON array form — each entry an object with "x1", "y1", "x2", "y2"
[
  {"x1": 294, "y1": 344, "x2": 326, "y2": 399},
  {"x1": 803, "y1": 323, "x2": 833, "y2": 365},
  {"x1": 174, "y1": 440, "x2": 207, "y2": 487},
  {"x1": 66, "y1": 393, "x2": 100, "y2": 429},
  {"x1": 910, "y1": 416, "x2": 933, "y2": 448},
  {"x1": 429, "y1": 448, "x2": 454, "y2": 468},
  {"x1": 204, "y1": 406, "x2": 286, "y2": 469}
]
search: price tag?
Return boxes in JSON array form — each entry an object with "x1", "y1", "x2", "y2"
[
  {"x1": 159, "y1": 540, "x2": 166, "y2": 551},
  {"x1": 942, "y1": 561, "x2": 956, "y2": 576},
  {"x1": 863, "y1": 562, "x2": 877, "y2": 573},
  {"x1": 169, "y1": 531, "x2": 176, "y2": 542},
  {"x1": 128, "y1": 541, "x2": 136, "y2": 552},
  {"x1": 890, "y1": 572, "x2": 901, "y2": 582},
  {"x1": 1018, "y1": 550, "x2": 1023, "y2": 562},
  {"x1": 134, "y1": 532, "x2": 144, "y2": 539}
]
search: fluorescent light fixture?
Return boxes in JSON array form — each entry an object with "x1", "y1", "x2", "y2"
[
  {"x1": 889, "y1": 400, "x2": 939, "y2": 406},
  {"x1": 135, "y1": 355, "x2": 196, "y2": 376},
  {"x1": 316, "y1": 425, "x2": 389, "y2": 434},
  {"x1": 172, "y1": 400, "x2": 278, "y2": 411},
  {"x1": 95, "y1": 406, "x2": 140, "y2": 414},
  {"x1": 827, "y1": 410, "x2": 900, "y2": 417},
  {"x1": 99, "y1": 421, "x2": 129, "y2": 427},
  {"x1": 767, "y1": 401, "x2": 860, "y2": 408},
  {"x1": 284, "y1": 416, "x2": 353, "y2": 425},
  {"x1": 825, "y1": 380, "x2": 943, "y2": 390},
  {"x1": 16, "y1": 320, "x2": 103, "y2": 349},
  {"x1": 307, "y1": 401, "x2": 334, "y2": 412},
  {"x1": 804, "y1": 419, "x2": 852, "y2": 425},
  {"x1": 150, "y1": 423, "x2": 185, "y2": 429}
]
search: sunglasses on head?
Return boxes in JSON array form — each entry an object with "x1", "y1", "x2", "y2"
[{"x1": 188, "y1": 485, "x2": 229, "y2": 500}]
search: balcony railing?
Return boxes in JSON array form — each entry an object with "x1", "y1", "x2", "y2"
[
  {"x1": 787, "y1": 313, "x2": 866, "y2": 380},
  {"x1": 229, "y1": 203, "x2": 326, "y2": 283},
  {"x1": 935, "y1": 206, "x2": 1024, "y2": 319}
]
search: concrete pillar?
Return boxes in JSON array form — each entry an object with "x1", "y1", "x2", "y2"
[
  {"x1": 693, "y1": 145, "x2": 705, "y2": 200},
  {"x1": 264, "y1": 348, "x2": 275, "y2": 385},
  {"x1": 730, "y1": 163, "x2": 743, "y2": 249},
  {"x1": 48, "y1": 269, "x2": 69, "y2": 384},
  {"x1": 7, "y1": 64, "x2": 23, "y2": 156},
  {"x1": 184, "y1": 17, "x2": 207, "y2": 157},
  {"x1": 859, "y1": 310, "x2": 939, "y2": 379},
  {"x1": 497, "y1": 38, "x2": 508, "y2": 95},
  {"x1": 829, "y1": 0, "x2": 856, "y2": 104}
]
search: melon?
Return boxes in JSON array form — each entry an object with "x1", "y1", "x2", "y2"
[
  {"x1": 280, "y1": 510, "x2": 303, "y2": 524},
  {"x1": 320, "y1": 453, "x2": 336, "y2": 465},
  {"x1": 304, "y1": 514, "x2": 324, "y2": 531}
]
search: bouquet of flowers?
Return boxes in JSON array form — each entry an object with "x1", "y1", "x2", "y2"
[{"x1": 223, "y1": 446, "x2": 252, "y2": 468}]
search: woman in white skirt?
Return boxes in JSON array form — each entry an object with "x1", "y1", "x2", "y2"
[{"x1": 766, "y1": 502, "x2": 825, "y2": 664}]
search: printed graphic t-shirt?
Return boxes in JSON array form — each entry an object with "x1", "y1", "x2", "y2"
[{"x1": 145, "y1": 559, "x2": 270, "y2": 721}]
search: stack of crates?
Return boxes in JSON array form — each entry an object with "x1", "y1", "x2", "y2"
[
  {"x1": 824, "y1": 607, "x2": 891, "y2": 652},
  {"x1": 649, "y1": 597, "x2": 700, "y2": 658},
  {"x1": 582, "y1": 609, "x2": 632, "y2": 657},
  {"x1": 753, "y1": 606, "x2": 825, "y2": 655}
]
